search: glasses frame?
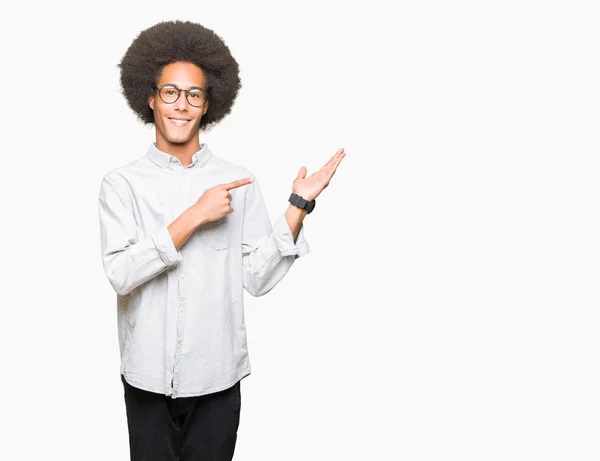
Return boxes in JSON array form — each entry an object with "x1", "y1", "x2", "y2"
[{"x1": 152, "y1": 85, "x2": 209, "y2": 107}]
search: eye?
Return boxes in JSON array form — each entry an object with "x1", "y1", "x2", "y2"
[{"x1": 189, "y1": 91, "x2": 201, "y2": 99}]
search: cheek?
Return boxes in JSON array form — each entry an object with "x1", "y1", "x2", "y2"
[{"x1": 152, "y1": 106, "x2": 166, "y2": 124}]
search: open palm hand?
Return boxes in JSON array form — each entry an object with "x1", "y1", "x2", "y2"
[{"x1": 292, "y1": 148, "x2": 346, "y2": 202}]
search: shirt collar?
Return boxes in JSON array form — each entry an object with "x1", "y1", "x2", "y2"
[{"x1": 147, "y1": 142, "x2": 212, "y2": 169}]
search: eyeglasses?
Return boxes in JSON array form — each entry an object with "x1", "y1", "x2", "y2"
[{"x1": 152, "y1": 85, "x2": 209, "y2": 107}]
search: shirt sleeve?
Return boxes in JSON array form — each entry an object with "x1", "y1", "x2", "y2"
[
  {"x1": 98, "y1": 174, "x2": 183, "y2": 296},
  {"x1": 241, "y1": 175, "x2": 310, "y2": 297}
]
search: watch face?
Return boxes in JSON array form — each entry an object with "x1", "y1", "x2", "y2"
[{"x1": 290, "y1": 193, "x2": 303, "y2": 207}]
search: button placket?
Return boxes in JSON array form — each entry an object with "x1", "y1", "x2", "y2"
[
  {"x1": 173, "y1": 291, "x2": 187, "y2": 394},
  {"x1": 171, "y1": 168, "x2": 190, "y2": 396}
]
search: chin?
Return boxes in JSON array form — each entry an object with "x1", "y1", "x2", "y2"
[
  {"x1": 164, "y1": 129, "x2": 191, "y2": 142},
  {"x1": 167, "y1": 136, "x2": 192, "y2": 145}
]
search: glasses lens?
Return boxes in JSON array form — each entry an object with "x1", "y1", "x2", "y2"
[
  {"x1": 187, "y1": 89, "x2": 206, "y2": 107},
  {"x1": 159, "y1": 87, "x2": 179, "y2": 104}
]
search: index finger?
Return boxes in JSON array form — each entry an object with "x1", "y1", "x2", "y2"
[{"x1": 223, "y1": 178, "x2": 254, "y2": 190}]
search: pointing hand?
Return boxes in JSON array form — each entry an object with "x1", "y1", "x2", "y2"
[{"x1": 195, "y1": 178, "x2": 254, "y2": 223}]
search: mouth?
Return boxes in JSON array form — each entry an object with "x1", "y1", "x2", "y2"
[{"x1": 168, "y1": 117, "x2": 192, "y2": 127}]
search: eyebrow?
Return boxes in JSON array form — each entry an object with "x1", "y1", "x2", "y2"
[{"x1": 161, "y1": 83, "x2": 205, "y2": 90}]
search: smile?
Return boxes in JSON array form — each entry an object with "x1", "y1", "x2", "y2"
[{"x1": 168, "y1": 118, "x2": 191, "y2": 127}]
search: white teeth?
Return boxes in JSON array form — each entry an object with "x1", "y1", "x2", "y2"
[{"x1": 170, "y1": 118, "x2": 190, "y2": 126}]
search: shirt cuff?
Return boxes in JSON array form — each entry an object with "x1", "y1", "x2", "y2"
[
  {"x1": 273, "y1": 214, "x2": 310, "y2": 259},
  {"x1": 152, "y1": 225, "x2": 183, "y2": 266}
]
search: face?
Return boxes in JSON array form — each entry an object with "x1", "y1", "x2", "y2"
[{"x1": 148, "y1": 61, "x2": 209, "y2": 151}]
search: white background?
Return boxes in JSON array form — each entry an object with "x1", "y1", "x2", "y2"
[{"x1": 1, "y1": 0, "x2": 598, "y2": 459}]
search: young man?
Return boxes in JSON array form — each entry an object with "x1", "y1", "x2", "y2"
[{"x1": 98, "y1": 20, "x2": 345, "y2": 461}]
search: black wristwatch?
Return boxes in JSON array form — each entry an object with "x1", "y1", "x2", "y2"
[{"x1": 288, "y1": 192, "x2": 316, "y2": 214}]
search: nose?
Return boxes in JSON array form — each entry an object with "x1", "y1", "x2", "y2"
[{"x1": 174, "y1": 91, "x2": 190, "y2": 111}]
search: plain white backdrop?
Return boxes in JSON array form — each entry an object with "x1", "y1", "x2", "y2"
[{"x1": 0, "y1": 0, "x2": 598, "y2": 459}]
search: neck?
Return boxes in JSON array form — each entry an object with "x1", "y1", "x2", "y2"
[{"x1": 155, "y1": 137, "x2": 201, "y2": 167}]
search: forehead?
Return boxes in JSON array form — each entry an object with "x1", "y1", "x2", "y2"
[{"x1": 157, "y1": 62, "x2": 206, "y2": 87}]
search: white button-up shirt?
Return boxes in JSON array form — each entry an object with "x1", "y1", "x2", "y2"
[{"x1": 98, "y1": 142, "x2": 309, "y2": 398}]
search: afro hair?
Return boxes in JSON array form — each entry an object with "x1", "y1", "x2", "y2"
[{"x1": 118, "y1": 20, "x2": 241, "y2": 131}]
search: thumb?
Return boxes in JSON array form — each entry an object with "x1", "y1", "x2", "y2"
[{"x1": 296, "y1": 166, "x2": 307, "y2": 180}]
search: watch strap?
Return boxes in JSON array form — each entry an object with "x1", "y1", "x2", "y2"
[{"x1": 289, "y1": 192, "x2": 315, "y2": 214}]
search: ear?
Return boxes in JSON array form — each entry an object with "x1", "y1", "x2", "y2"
[
  {"x1": 148, "y1": 94, "x2": 155, "y2": 110},
  {"x1": 148, "y1": 90, "x2": 156, "y2": 110}
]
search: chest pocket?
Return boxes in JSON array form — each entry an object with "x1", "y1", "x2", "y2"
[{"x1": 199, "y1": 216, "x2": 232, "y2": 250}]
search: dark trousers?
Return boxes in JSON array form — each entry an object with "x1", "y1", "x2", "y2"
[{"x1": 121, "y1": 374, "x2": 241, "y2": 461}]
